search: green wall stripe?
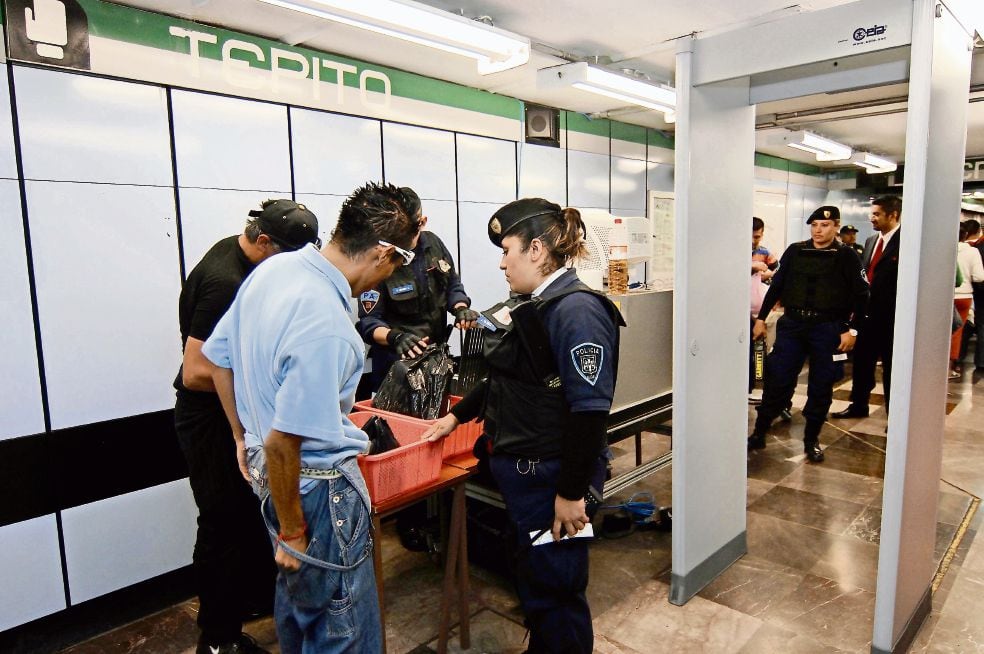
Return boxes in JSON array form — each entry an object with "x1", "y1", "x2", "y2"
[
  {"x1": 76, "y1": 0, "x2": 522, "y2": 121},
  {"x1": 610, "y1": 121, "x2": 647, "y2": 146},
  {"x1": 565, "y1": 111, "x2": 610, "y2": 138}
]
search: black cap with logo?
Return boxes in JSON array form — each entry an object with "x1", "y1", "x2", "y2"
[
  {"x1": 839, "y1": 224, "x2": 859, "y2": 234},
  {"x1": 487, "y1": 198, "x2": 560, "y2": 247},
  {"x1": 249, "y1": 199, "x2": 320, "y2": 250},
  {"x1": 806, "y1": 205, "x2": 841, "y2": 224}
]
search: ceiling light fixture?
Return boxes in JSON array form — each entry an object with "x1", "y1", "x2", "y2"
[
  {"x1": 850, "y1": 152, "x2": 897, "y2": 174},
  {"x1": 782, "y1": 130, "x2": 852, "y2": 162},
  {"x1": 256, "y1": 0, "x2": 530, "y2": 74},
  {"x1": 537, "y1": 62, "x2": 676, "y2": 115}
]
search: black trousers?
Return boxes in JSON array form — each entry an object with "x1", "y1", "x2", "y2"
[
  {"x1": 849, "y1": 319, "x2": 894, "y2": 413},
  {"x1": 174, "y1": 392, "x2": 277, "y2": 644}
]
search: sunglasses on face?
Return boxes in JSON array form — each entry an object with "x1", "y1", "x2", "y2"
[{"x1": 378, "y1": 240, "x2": 415, "y2": 266}]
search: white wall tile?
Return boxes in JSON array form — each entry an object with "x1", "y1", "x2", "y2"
[
  {"x1": 647, "y1": 145, "x2": 674, "y2": 166},
  {"x1": 646, "y1": 162, "x2": 674, "y2": 193},
  {"x1": 566, "y1": 130, "x2": 609, "y2": 155},
  {"x1": 0, "y1": 180, "x2": 44, "y2": 440},
  {"x1": 518, "y1": 143, "x2": 565, "y2": 204},
  {"x1": 62, "y1": 480, "x2": 198, "y2": 604},
  {"x1": 172, "y1": 91, "x2": 290, "y2": 192},
  {"x1": 611, "y1": 138, "x2": 646, "y2": 161},
  {"x1": 568, "y1": 150, "x2": 609, "y2": 210},
  {"x1": 421, "y1": 199, "x2": 459, "y2": 258},
  {"x1": 0, "y1": 515, "x2": 66, "y2": 631},
  {"x1": 382, "y1": 123, "x2": 455, "y2": 200},
  {"x1": 611, "y1": 156, "x2": 647, "y2": 212},
  {"x1": 291, "y1": 110, "x2": 382, "y2": 195},
  {"x1": 455, "y1": 134, "x2": 515, "y2": 204},
  {"x1": 457, "y1": 202, "x2": 509, "y2": 314},
  {"x1": 179, "y1": 188, "x2": 277, "y2": 274},
  {"x1": 28, "y1": 182, "x2": 182, "y2": 429},
  {"x1": 294, "y1": 193, "x2": 346, "y2": 248},
  {"x1": 0, "y1": 66, "x2": 18, "y2": 179},
  {"x1": 15, "y1": 67, "x2": 172, "y2": 186}
]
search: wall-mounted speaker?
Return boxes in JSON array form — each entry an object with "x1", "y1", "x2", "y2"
[{"x1": 525, "y1": 104, "x2": 560, "y2": 147}]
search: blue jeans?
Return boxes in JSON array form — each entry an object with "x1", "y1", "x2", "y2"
[
  {"x1": 258, "y1": 461, "x2": 381, "y2": 654},
  {"x1": 490, "y1": 454, "x2": 606, "y2": 654}
]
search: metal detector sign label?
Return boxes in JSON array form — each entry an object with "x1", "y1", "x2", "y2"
[{"x1": 846, "y1": 23, "x2": 888, "y2": 48}]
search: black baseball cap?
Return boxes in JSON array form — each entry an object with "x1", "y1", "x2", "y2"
[
  {"x1": 488, "y1": 198, "x2": 559, "y2": 247},
  {"x1": 249, "y1": 199, "x2": 320, "y2": 250},
  {"x1": 807, "y1": 205, "x2": 840, "y2": 224},
  {"x1": 839, "y1": 224, "x2": 859, "y2": 233}
]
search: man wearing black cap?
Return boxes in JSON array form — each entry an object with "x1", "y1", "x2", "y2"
[
  {"x1": 356, "y1": 187, "x2": 477, "y2": 395},
  {"x1": 748, "y1": 205, "x2": 869, "y2": 462},
  {"x1": 174, "y1": 199, "x2": 319, "y2": 654},
  {"x1": 839, "y1": 224, "x2": 863, "y2": 257}
]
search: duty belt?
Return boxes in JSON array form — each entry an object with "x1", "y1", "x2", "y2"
[{"x1": 785, "y1": 307, "x2": 838, "y2": 322}]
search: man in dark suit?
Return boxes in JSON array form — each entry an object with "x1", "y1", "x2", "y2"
[{"x1": 832, "y1": 195, "x2": 901, "y2": 419}]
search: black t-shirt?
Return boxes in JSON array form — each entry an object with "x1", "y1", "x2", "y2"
[{"x1": 174, "y1": 235, "x2": 255, "y2": 394}]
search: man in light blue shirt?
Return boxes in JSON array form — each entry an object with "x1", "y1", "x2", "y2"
[{"x1": 203, "y1": 182, "x2": 420, "y2": 654}]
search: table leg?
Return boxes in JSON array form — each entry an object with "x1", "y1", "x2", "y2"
[
  {"x1": 437, "y1": 482, "x2": 464, "y2": 654},
  {"x1": 372, "y1": 512, "x2": 387, "y2": 654},
  {"x1": 635, "y1": 431, "x2": 643, "y2": 466},
  {"x1": 454, "y1": 483, "x2": 470, "y2": 649}
]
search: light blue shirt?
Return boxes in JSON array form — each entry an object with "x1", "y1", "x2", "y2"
[{"x1": 203, "y1": 244, "x2": 368, "y2": 493}]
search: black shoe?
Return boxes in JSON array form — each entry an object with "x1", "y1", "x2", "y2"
[
  {"x1": 197, "y1": 634, "x2": 269, "y2": 654},
  {"x1": 830, "y1": 407, "x2": 868, "y2": 419},
  {"x1": 780, "y1": 408, "x2": 793, "y2": 422},
  {"x1": 804, "y1": 442, "x2": 824, "y2": 463},
  {"x1": 747, "y1": 433, "x2": 766, "y2": 450}
]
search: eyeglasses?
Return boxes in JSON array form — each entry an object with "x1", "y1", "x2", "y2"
[{"x1": 378, "y1": 240, "x2": 415, "y2": 266}]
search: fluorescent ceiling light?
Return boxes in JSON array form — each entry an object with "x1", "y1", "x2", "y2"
[
  {"x1": 538, "y1": 62, "x2": 676, "y2": 114},
  {"x1": 782, "y1": 130, "x2": 852, "y2": 161},
  {"x1": 851, "y1": 152, "x2": 897, "y2": 174},
  {"x1": 257, "y1": 0, "x2": 530, "y2": 74}
]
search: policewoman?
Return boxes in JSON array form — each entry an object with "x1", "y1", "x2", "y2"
[
  {"x1": 748, "y1": 205, "x2": 869, "y2": 462},
  {"x1": 423, "y1": 198, "x2": 624, "y2": 654},
  {"x1": 356, "y1": 187, "x2": 477, "y2": 396}
]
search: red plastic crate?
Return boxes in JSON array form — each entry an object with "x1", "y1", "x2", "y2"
[
  {"x1": 351, "y1": 412, "x2": 443, "y2": 504},
  {"x1": 353, "y1": 396, "x2": 484, "y2": 460}
]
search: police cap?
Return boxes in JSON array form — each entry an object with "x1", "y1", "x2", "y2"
[
  {"x1": 807, "y1": 205, "x2": 840, "y2": 224},
  {"x1": 488, "y1": 198, "x2": 560, "y2": 247},
  {"x1": 839, "y1": 224, "x2": 859, "y2": 234},
  {"x1": 249, "y1": 199, "x2": 320, "y2": 250}
]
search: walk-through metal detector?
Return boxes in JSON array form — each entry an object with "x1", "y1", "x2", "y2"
[{"x1": 670, "y1": 1, "x2": 975, "y2": 651}]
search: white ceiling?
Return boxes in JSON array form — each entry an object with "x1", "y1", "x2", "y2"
[{"x1": 116, "y1": 0, "x2": 984, "y2": 169}]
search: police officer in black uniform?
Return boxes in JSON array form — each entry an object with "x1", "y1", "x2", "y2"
[
  {"x1": 422, "y1": 198, "x2": 624, "y2": 654},
  {"x1": 839, "y1": 224, "x2": 864, "y2": 257},
  {"x1": 748, "y1": 205, "x2": 869, "y2": 462},
  {"x1": 356, "y1": 187, "x2": 477, "y2": 396}
]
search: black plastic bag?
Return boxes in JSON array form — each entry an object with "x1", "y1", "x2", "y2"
[
  {"x1": 362, "y1": 415, "x2": 400, "y2": 455},
  {"x1": 373, "y1": 343, "x2": 455, "y2": 419}
]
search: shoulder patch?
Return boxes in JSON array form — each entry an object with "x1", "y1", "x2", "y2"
[
  {"x1": 360, "y1": 290, "x2": 380, "y2": 313},
  {"x1": 570, "y1": 342, "x2": 604, "y2": 386}
]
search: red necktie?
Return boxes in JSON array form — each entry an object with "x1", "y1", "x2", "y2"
[{"x1": 867, "y1": 238, "x2": 884, "y2": 283}]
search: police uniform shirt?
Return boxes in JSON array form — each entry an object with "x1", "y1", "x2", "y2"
[
  {"x1": 356, "y1": 231, "x2": 470, "y2": 341},
  {"x1": 539, "y1": 269, "x2": 618, "y2": 413}
]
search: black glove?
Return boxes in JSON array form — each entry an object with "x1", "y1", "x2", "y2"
[
  {"x1": 387, "y1": 329, "x2": 425, "y2": 357},
  {"x1": 454, "y1": 306, "x2": 480, "y2": 325}
]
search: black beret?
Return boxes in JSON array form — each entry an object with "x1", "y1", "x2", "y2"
[
  {"x1": 807, "y1": 205, "x2": 840, "y2": 224},
  {"x1": 488, "y1": 198, "x2": 560, "y2": 247},
  {"x1": 839, "y1": 224, "x2": 859, "y2": 233}
]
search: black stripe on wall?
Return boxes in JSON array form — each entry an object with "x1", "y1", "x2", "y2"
[{"x1": 0, "y1": 409, "x2": 187, "y2": 528}]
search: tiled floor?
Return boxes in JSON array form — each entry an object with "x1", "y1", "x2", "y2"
[{"x1": 60, "y1": 363, "x2": 984, "y2": 653}]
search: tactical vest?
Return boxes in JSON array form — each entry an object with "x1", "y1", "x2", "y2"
[
  {"x1": 480, "y1": 279, "x2": 624, "y2": 459},
  {"x1": 781, "y1": 242, "x2": 848, "y2": 313},
  {"x1": 381, "y1": 232, "x2": 453, "y2": 342}
]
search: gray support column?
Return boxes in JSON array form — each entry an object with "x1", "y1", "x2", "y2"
[
  {"x1": 871, "y1": 1, "x2": 973, "y2": 652},
  {"x1": 670, "y1": 39, "x2": 754, "y2": 605}
]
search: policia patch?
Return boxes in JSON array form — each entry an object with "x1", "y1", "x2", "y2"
[
  {"x1": 360, "y1": 290, "x2": 380, "y2": 313},
  {"x1": 570, "y1": 342, "x2": 604, "y2": 386}
]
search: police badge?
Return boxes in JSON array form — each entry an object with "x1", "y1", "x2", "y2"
[
  {"x1": 490, "y1": 217, "x2": 502, "y2": 234},
  {"x1": 360, "y1": 290, "x2": 380, "y2": 313},
  {"x1": 438, "y1": 259, "x2": 451, "y2": 273},
  {"x1": 570, "y1": 342, "x2": 604, "y2": 386}
]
